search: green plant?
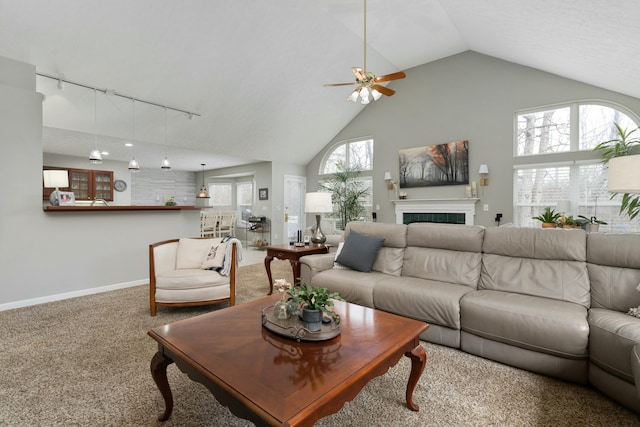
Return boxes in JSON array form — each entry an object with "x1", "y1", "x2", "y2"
[
  {"x1": 320, "y1": 161, "x2": 370, "y2": 230},
  {"x1": 593, "y1": 123, "x2": 640, "y2": 164},
  {"x1": 577, "y1": 215, "x2": 607, "y2": 225},
  {"x1": 594, "y1": 122, "x2": 640, "y2": 220},
  {"x1": 532, "y1": 207, "x2": 561, "y2": 224},
  {"x1": 288, "y1": 280, "x2": 344, "y2": 323}
]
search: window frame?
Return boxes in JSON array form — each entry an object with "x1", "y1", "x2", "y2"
[
  {"x1": 319, "y1": 136, "x2": 374, "y2": 176},
  {"x1": 513, "y1": 100, "x2": 640, "y2": 231}
]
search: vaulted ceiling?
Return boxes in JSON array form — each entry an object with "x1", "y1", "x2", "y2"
[{"x1": 1, "y1": 0, "x2": 638, "y2": 171}]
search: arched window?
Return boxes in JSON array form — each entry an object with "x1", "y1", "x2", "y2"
[
  {"x1": 320, "y1": 137, "x2": 373, "y2": 175},
  {"x1": 513, "y1": 101, "x2": 640, "y2": 231}
]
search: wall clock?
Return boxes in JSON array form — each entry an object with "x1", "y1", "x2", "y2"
[{"x1": 114, "y1": 179, "x2": 127, "y2": 192}]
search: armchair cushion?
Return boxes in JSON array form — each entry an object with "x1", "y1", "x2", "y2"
[
  {"x1": 176, "y1": 238, "x2": 218, "y2": 269},
  {"x1": 202, "y1": 241, "x2": 228, "y2": 270}
]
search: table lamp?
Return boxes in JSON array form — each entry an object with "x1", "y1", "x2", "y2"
[
  {"x1": 43, "y1": 170, "x2": 69, "y2": 206},
  {"x1": 305, "y1": 192, "x2": 333, "y2": 244},
  {"x1": 608, "y1": 155, "x2": 640, "y2": 193}
]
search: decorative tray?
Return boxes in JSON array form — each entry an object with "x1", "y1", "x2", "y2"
[{"x1": 261, "y1": 305, "x2": 341, "y2": 342}]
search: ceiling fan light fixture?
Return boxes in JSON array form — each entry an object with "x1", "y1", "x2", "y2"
[
  {"x1": 347, "y1": 89, "x2": 360, "y2": 102},
  {"x1": 371, "y1": 88, "x2": 382, "y2": 101}
]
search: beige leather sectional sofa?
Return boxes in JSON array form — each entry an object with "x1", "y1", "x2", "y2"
[{"x1": 299, "y1": 221, "x2": 640, "y2": 413}]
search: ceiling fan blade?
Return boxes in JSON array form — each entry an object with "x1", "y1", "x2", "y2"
[
  {"x1": 371, "y1": 84, "x2": 395, "y2": 97},
  {"x1": 352, "y1": 67, "x2": 367, "y2": 81},
  {"x1": 374, "y1": 71, "x2": 406, "y2": 83},
  {"x1": 323, "y1": 82, "x2": 357, "y2": 87}
]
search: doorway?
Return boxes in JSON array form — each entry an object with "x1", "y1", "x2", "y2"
[{"x1": 283, "y1": 175, "x2": 306, "y2": 243}]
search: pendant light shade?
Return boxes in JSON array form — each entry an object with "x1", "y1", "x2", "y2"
[
  {"x1": 128, "y1": 157, "x2": 140, "y2": 172},
  {"x1": 161, "y1": 156, "x2": 171, "y2": 170},
  {"x1": 196, "y1": 163, "x2": 210, "y2": 198},
  {"x1": 89, "y1": 89, "x2": 103, "y2": 164}
]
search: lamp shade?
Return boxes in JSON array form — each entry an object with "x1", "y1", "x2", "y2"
[
  {"x1": 384, "y1": 171, "x2": 392, "y2": 181},
  {"x1": 478, "y1": 164, "x2": 489, "y2": 174},
  {"x1": 608, "y1": 155, "x2": 640, "y2": 193},
  {"x1": 555, "y1": 200, "x2": 572, "y2": 214},
  {"x1": 43, "y1": 170, "x2": 69, "y2": 188},
  {"x1": 305, "y1": 192, "x2": 332, "y2": 213}
]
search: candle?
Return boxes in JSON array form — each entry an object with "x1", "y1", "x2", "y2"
[
  {"x1": 471, "y1": 181, "x2": 477, "y2": 189},
  {"x1": 465, "y1": 186, "x2": 472, "y2": 198}
]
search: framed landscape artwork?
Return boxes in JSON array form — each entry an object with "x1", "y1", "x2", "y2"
[{"x1": 399, "y1": 140, "x2": 469, "y2": 188}]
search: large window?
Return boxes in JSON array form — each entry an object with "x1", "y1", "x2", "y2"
[
  {"x1": 514, "y1": 102, "x2": 640, "y2": 231},
  {"x1": 208, "y1": 183, "x2": 232, "y2": 207},
  {"x1": 321, "y1": 138, "x2": 373, "y2": 174},
  {"x1": 236, "y1": 181, "x2": 254, "y2": 225}
]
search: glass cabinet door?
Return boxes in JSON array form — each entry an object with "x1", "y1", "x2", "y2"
[
  {"x1": 94, "y1": 171, "x2": 113, "y2": 200},
  {"x1": 69, "y1": 170, "x2": 90, "y2": 200}
]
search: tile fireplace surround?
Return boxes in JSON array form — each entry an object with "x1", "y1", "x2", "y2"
[{"x1": 393, "y1": 198, "x2": 479, "y2": 225}]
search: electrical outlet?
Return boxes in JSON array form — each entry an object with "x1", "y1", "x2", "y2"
[{"x1": 483, "y1": 204, "x2": 489, "y2": 211}]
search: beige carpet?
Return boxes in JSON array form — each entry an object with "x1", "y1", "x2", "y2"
[{"x1": 1, "y1": 259, "x2": 638, "y2": 426}]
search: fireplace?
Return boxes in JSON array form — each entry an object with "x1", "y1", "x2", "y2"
[{"x1": 393, "y1": 198, "x2": 478, "y2": 225}]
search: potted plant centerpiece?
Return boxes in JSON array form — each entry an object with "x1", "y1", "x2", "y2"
[
  {"x1": 288, "y1": 280, "x2": 344, "y2": 325},
  {"x1": 532, "y1": 207, "x2": 561, "y2": 228},
  {"x1": 558, "y1": 215, "x2": 582, "y2": 229}
]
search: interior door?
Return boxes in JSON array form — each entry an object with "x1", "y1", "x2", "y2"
[{"x1": 283, "y1": 175, "x2": 306, "y2": 243}]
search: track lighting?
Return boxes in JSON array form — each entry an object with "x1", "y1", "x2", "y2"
[
  {"x1": 57, "y1": 79, "x2": 64, "y2": 90},
  {"x1": 128, "y1": 100, "x2": 140, "y2": 172}
]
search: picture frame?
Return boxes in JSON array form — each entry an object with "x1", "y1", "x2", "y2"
[
  {"x1": 399, "y1": 140, "x2": 469, "y2": 188},
  {"x1": 258, "y1": 188, "x2": 269, "y2": 200},
  {"x1": 58, "y1": 191, "x2": 76, "y2": 206}
]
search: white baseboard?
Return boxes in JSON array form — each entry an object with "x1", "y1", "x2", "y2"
[{"x1": 0, "y1": 279, "x2": 148, "y2": 312}]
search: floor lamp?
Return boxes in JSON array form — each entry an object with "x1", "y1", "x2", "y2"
[{"x1": 305, "y1": 192, "x2": 333, "y2": 244}]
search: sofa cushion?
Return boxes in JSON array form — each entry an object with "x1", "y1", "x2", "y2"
[
  {"x1": 374, "y1": 276, "x2": 474, "y2": 329},
  {"x1": 587, "y1": 233, "x2": 640, "y2": 311},
  {"x1": 407, "y1": 223, "x2": 485, "y2": 253},
  {"x1": 310, "y1": 269, "x2": 389, "y2": 308},
  {"x1": 335, "y1": 230, "x2": 384, "y2": 272},
  {"x1": 176, "y1": 238, "x2": 221, "y2": 269},
  {"x1": 345, "y1": 221, "x2": 407, "y2": 248},
  {"x1": 588, "y1": 308, "x2": 640, "y2": 383},
  {"x1": 461, "y1": 290, "x2": 589, "y2": 359},
  {"x1": 480, "y1": 253, "x2": 590, "y2": 307},
  {"x1": 403, "y1": 247, "x2": 481, "y2": 289},
  {"x1": 201, "y1": 241, "x2": 228, "y2": 270},
  {"x1": 483, "y1": 227, "x2": 586, "y2": 261}
]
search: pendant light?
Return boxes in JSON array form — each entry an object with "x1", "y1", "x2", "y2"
[
  {"x1": 128, "y1": 99, "x2": 140, "y2": 172},
  {"x1": 196, "y1": 163, "x2": 210, "y2": 198},
  {"x1": 89, "y1": 89, "x2": 103, "y2": 164},
  {"x1": 161, "y1": 107, "x2": 171, "y2": 170}
]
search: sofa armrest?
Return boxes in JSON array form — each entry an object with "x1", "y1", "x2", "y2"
[
  {"x1": 632, "y1": 344, "x2": 640, "y2": 399},
  {"x1": 299, "y1": 253, "x2": 336, "y2": 285}
]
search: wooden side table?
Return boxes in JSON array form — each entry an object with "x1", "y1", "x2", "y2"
[{"x1": 264, "y1": 243, "x2": 329, "y2": 294}]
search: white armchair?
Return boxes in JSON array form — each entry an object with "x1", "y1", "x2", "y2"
[{"x1": 149, "y1": 237, "x2": 239, "y2": 316}]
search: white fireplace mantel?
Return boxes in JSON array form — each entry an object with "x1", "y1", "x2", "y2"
[{"x1": 392, "y1": 198, "x2": 479, "y2": 225}]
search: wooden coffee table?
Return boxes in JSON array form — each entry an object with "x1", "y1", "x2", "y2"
[
  {"x1": 264, "y1": 243, "x2": 329, "y2": 294},
  {"x1": 148, "y1": 295, "x2": 428, "y2": 426}
]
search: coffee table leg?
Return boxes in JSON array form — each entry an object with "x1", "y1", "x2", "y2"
[
  {"x1": 404, "y1": 344, "x2": 426, "y2": 411},
  {"x1": 151, "y1": 351, "x2": 174, "y2": 421},
  {"x1": 264, "y1": 254, "x2": 274, "y2": 295}
]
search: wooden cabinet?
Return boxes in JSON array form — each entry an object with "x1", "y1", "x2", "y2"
[{"x1": 43, "y1": 167, "x2": 114, "y2": 201}]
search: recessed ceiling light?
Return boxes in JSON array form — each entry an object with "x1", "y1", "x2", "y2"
[
  {"x1": 101, "y1": 151, "x2": 109, "y2": 156},
  {"x1": 125, "y1": 143, "x2": 133, "y2": 147}
]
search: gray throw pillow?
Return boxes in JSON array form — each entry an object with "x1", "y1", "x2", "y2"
[{"x1": 335, "y1": 230, "x2": 385, "y2": 272}]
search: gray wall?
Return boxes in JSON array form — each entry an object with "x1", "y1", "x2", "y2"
[
  {"x1": 1, "y1": 56, "x2": 200, "y2": 309},
  {"x1": 306, "y1": 51, "x2": 640, "y2": 227}
]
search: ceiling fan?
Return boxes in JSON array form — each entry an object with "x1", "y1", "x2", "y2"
[{"x1": 324, "y1": 0, "x2": 406, "y2": 104}]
